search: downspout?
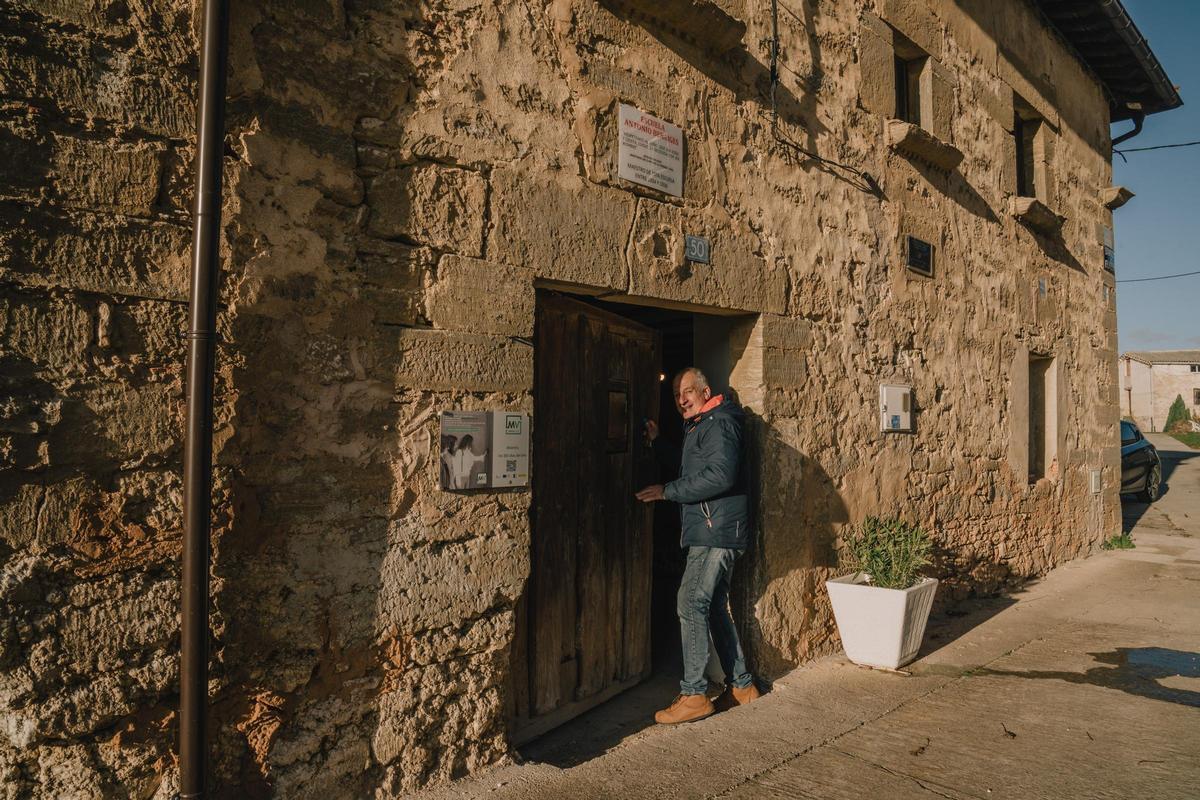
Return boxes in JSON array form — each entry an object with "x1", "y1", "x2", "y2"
[
  {"x1": 1111, "y1": 110, "x2": 1144, "y2": 148},
  {"x1": 181, "y1": 0, "x2": 230, "y2": 798}
]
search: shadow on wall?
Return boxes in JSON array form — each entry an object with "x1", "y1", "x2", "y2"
[
  {"x1": 204, "y1": 0, "x2": 530, "y2": 795},
  {"x1": 929, "y1": 539, "x2": 1018, "y2": 602},
  {"x1": 908, "y1": 157, "x2": 998, "y2": 224},
  {"x1": 613, "y1": 0, "x2": 830, "y2": 163},
  {"x1": 952, "y1": 0, "x2": 1110, "y2": 156},
  {"x1": 1025, "y1": 223, "x2": 1086, "y2": 273},
  {"x1": 734, "y1": 415, "x2": 847, "y2": 681}
]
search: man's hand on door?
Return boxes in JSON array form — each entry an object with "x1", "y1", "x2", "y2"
[{"x1": 635, "y1": 484, "x2": 665, "y2": 502}]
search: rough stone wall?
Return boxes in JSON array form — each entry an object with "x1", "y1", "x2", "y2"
[
  {"x1": 1, "y1": 0, "x2": 1126, "y2": 797},
  {"x1": 0, "y1": 2, "x2": 199, "y2": 798}
]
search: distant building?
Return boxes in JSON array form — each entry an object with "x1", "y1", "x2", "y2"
[{"x1": 1120, "y1": 351, "x2": 1200, "y2": 431}]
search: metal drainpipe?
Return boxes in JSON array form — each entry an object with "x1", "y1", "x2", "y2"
[
  {"x1": 1111, "y1": 110, "x2": 1145, "y2": 148},
  {"x1": 181, "y1": 0, "x2": 230, "y2": 797}
]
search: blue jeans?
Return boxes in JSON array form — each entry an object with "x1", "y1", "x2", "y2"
[{"x1": 677, "y1": 546, "x2": 753, "y2": 695}]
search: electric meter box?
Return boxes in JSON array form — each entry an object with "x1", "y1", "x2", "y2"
[{"x1": 879, "y1": 384, "x2": 914, "y2": 433}]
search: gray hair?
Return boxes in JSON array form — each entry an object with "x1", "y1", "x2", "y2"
[{"x1": 676, "y1": 367, "x2": 709, "y2": 389}]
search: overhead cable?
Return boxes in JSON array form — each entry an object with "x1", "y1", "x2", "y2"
[
  {"x1": 1115, "y1": 268, "x2": 1200, "y2": 284},
  {"x1": 1114, "y1": 139, "x2": 1200, "y2": 154}
]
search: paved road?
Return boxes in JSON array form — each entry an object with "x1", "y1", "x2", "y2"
[{"x1": 416, "y1": 436, "x2": 1200, "y2": 800}]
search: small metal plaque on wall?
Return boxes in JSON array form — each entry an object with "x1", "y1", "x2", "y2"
[
  {"x1": 906, "y1": 236, "x2": 934, "y2": 277},
  {"x1": 685, "y1": 234, "x2": 711, "y2": 264}
]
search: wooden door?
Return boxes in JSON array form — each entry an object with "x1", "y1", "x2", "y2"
[{"x1": 509, "y1": 293, "x2": 660, "y2": 743}]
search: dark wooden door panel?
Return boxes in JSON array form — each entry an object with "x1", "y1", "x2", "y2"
[
  {"x1": 623, "y1": 334, "x2": 658, "y2": 679},
  {"x1": 516, "y1": 293, "x2": 660, "y2": 740},
  {"x1": 576, "y1": 315, "x2": 609, "y2": 699},
  {"x1": 529, "y1": 303, "x2": 579, "y2": 715}
]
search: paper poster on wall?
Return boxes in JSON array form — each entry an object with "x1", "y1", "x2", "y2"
[
  {"x1": 439, "y1": 411, "x2": 530, "y2": 490},
  {"x1": 440, "y1": 411, "x2": 490, "y2": 490},
  {"x1": 618, "y1": 103, "x2": 685, "y2": 197},
  {"x1": 490, "y1": 412, "x2": 529, "y2": 488}
]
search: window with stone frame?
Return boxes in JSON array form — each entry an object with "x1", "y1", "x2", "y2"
[
  {"x1": 858, "y1": 13, "x2": 954, "y2": 144},
  {"x1": 1190, "y1": 364, "x2": 1200, "y2": 373},
  {"x1": 1014, "y1": 94, "x2": 1052, "y2": 203},
  {"x1": 1194, "y1": 388, "x2": 1200, "y2": 406},
  {"x1": 893, "y1": 46, "x2": 927, "y2": 126},
  {"x1": 1028, "y1": 354, "x2": 1058, "y2": 483}
]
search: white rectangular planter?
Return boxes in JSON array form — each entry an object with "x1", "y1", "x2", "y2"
[{"x1": 825, "y1": 574, "x2": 939, "y2": 670}]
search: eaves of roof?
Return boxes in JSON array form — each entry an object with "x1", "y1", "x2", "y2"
[
  {"x1": 1034, "y1": 0, "x2": 1182, "y2": 121},
  {"x1": 1122, "y1": 350, "x2": 1200, "y2": 366}
]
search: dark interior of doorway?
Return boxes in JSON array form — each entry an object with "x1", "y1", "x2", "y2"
[{"x1": 519, "y1": 296, "x2": 705, "y2": 766}]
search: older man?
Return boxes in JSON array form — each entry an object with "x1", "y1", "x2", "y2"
[{"x1": 637, "y1": 367, "x2": 760, "y2": 724}]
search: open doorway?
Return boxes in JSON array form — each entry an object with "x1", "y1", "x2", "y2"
[{"x1": 509, "y1": 290, "x2": 747, "y2": 758}]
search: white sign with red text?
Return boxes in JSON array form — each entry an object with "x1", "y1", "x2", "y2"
[{"x1": 617, "y1": 103, "x2": 684, "y2": 197}]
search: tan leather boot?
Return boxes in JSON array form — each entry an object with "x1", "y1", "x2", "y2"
[
  {"x1": 654, "y1": 693, "x2": 715, "y2": 724},
  {"x1": 714, "y1": 682, "x2": 761, "y2": 712}
]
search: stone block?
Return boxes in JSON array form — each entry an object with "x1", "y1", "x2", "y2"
[
  {"x1": 1, "y1": 24, "x2": 194, "y2": 139},
  {"x1": 625, "y1": 200, "x2": 783, "y2": 314},
  {"x1": 881, "y1": 0, "x2": 942, "y2": 59},
  {"x1": 979, "y1": 82, "x2": 1015, "y2": 131},
  {"x1": 359, "y1": 241, "x2": 435, "y2": 290},
  {"x1": 999, "y1": 62, "x2": 1059, "y2": 132},
  {"x1": 858, "y1": 14, "x2": 896, "y2": 118},
  {"x1": 61, "y1": 380, "x2": 181, "y2": 469},
  {"x1": 998, "y1": 132, "x2": 1019, "y2": 195},
  {"x1": 596, "y1": 0, "x2": 747, "y2": 54},
  {"x1": 51, "y1": 138, "x2": 163, "y2": 216},
  {"x1": 394, "y1": 329, "x2": 533, "y2": 393},
  {"x1": 0, "y1": 293, "x2": 93, "y2": 375},
  {"x1": 0, "y1": 106, "x2": 51, "y2": 200},
  {"x1": 925, "y1": 59, "x2": 956, "y2": 144},
  {"x1": 426, "y1": 256, "x2": 534, "y2": 337},
  {"x1": 375, "y1": 533, "x2": 527, "y2": 633},
  {"x1": 367, "y1": 163, "x2": 486, "y2": 256},
  {"x1": 1010, "y1": 196, "x2": 1063, "y2": 235},
  {"x1": 489, "y1": 168, "x2": 633, "y2": 291},
  {"x1": 885, "y1": 119, "x2": 964, "y2": 171},
  {"x1": 0, "y1": 202, "x2": 190, "y2": 300},
  {"x1": 1101, "y1": 186, "x2": 1134, "y2": 210},
  {"x1": 359, "y1": 241, "x2": 435, "y2": 326},
  {"x1": 760, "y1": 314, "x2": 813, "y2": 354}
]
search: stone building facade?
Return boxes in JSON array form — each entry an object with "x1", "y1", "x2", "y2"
[
  {"x1": 0, "y1": 0, "x2": 1178, "y2": 797},
  {"x1": 1119, "y1": 350, "x2": 1200, "y2": 432}
]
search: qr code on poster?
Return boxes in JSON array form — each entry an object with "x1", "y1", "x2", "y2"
[{"x1": 506, "y1": 460, "x2": 517, "y2": 472}]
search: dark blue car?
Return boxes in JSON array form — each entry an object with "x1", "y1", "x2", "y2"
[{"x1": 1120, "y1": 420, "x2": 1161, "y2": 502}]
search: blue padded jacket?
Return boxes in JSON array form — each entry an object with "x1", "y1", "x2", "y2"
[{"x1": 662, "y1": 394, "x2": 751, "y2": 549}]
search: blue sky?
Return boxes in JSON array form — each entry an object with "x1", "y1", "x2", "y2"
[{"x1": 1112, "y1": 1, "x2": 1199, "y2": 352}]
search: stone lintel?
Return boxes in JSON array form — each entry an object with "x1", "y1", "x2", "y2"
[
  {"x1": 1101, "y1": 186, "x2": 1135, "y2": 210},
  {"x1": 598, "y1": 0, "x2": 747, "y2": 54},
  {"x1": 885, "y1": 119, "x2": 964, "y2": 172},
  {"x1": 395, "y1": 329, "x2": 532, "y2": 393},
  {"x1": 1011, "y1": 196, "x2": 1065, "y2": 235}
]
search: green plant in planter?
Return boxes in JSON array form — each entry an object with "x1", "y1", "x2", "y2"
[{"x1": 842, "y1": 516, "x2": 933, "y2": 590}]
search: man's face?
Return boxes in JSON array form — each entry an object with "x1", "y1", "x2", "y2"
[{"x1": 676, "y1": 371, "x2": 712, "y2": 420}]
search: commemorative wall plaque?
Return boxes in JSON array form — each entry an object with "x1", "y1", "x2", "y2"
[{"x1": 617, "y1": 103, "x2": 685, "y2": 197}]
